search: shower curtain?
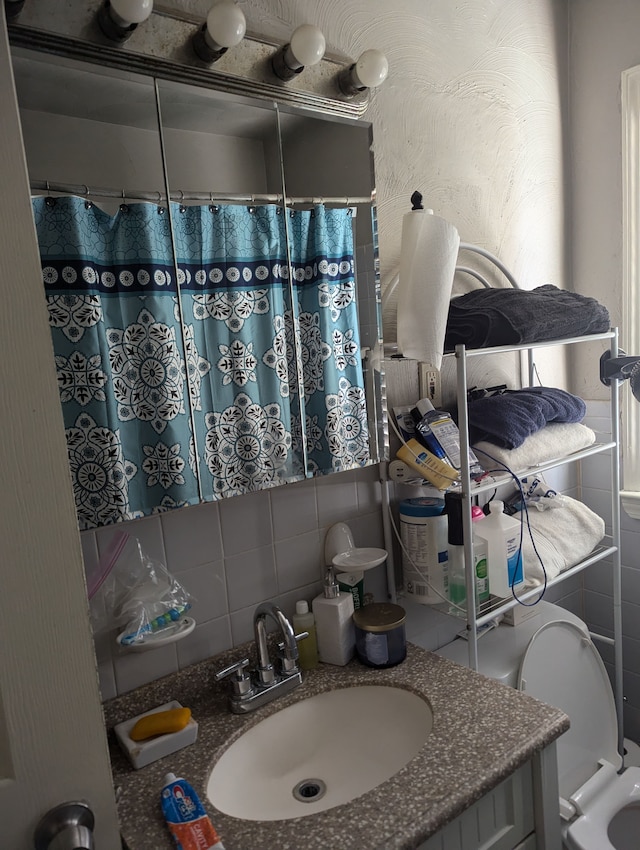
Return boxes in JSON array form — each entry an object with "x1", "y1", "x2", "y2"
[{"x1": 32, "y1": 195, "x2": 368, "y2": 529}]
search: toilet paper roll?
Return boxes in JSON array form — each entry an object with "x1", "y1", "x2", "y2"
[{"x1": 397, "y1": 209, "x2": 460, "y2": 369}]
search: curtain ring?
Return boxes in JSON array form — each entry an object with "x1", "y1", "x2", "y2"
[
  {"x1": 84, "y1": 185, "x2": 93, "y2": 209},
  {"x1": 45, "y1": 180, "x2": 56, "y2": 207},
  {"x1": 120, "y1": 189, "x2": 129, "y2": 213},
  {"x1": 179, "y1": 190, "x2": 186, "y2": 214}
]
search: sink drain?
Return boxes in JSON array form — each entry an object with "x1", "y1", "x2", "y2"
[{"x1": 292, "y1": 778, "x2": 327, "y2": 803}]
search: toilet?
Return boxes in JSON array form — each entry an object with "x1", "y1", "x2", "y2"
[{"x1": 413, "y1": 601, "x2": 640, "y2": 850}]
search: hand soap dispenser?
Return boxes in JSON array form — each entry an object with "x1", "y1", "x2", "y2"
[{"x1": 312, "y1": 565, "x2": 355, "y2": 666}]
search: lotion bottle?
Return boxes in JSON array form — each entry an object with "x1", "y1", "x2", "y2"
[
  {"x1": 292, "y1": 600, "x2": 319, "y2": 670},
  {"x1": 312, "y1": 566, "x2": 355, "y2": 665}
]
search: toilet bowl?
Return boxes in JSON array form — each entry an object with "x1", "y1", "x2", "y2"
[{"x1": 415, "y1": 600, "x2": 640, "y2": 850}]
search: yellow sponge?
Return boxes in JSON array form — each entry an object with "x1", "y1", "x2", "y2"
[{"x1": 129, "y1": 706, "x2": 192, "y2": 741}]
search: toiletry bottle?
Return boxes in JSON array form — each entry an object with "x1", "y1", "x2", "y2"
[
  {"x1": 446, "y1": 494, "x2": 489, "y2": 611},
  {"x1": 445, "y1": 492, "x2": 467, "y2": 610},
  {"x1": 161, "y1": 772, "x2": 225, "y2": 850},
  {"x1": 412, "y1": 398, "x2": 484, "y2": 478},
  {"x1": 396, "y1": 438, "x2": 459, "y2": 490},
  {"x1": 312, "y1": 566, "x2": 355, "y2": 665},
  {"x1": 474, "y1": 500, "x2": 524, "y2": 598},
  {"x1": 292, "y1": 600, "x2": 319, "y2": 670},
  {"x1": 471, "y1": 505, "x2": 490, "y2": 606}
]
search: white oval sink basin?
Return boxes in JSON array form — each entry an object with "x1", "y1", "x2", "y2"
[{"x1": 207, "y1": 685, "x2": 432, "y2": 821}]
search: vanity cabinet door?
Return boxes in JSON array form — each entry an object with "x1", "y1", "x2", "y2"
[
  {"x1": 12, "y1": 51, "x2": 204, "y2": 528},
  {"x1": 278, "y1": 107, "x2": 385, "y2": 474},
  {"x1": 416, "y1": 761, "x2": 535, "y2": 850},
  {"x1": 156, "y1": 80, "x2": 305, "y2": 500}
]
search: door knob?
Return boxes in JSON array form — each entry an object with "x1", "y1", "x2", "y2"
[{"x1": 34, "y1": 801, "x2": 94, "y2": 850}]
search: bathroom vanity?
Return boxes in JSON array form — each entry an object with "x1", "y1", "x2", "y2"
[{"x1": 105, "y1": 642, "x2": 568, "y2": 850}]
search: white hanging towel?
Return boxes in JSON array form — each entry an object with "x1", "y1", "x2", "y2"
[{"x1": 397, "y1": 206, "x2": 460, "y2": 369}]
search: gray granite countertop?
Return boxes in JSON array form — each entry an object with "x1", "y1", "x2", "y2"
[{"x1": 104, "y1": 642, "x2": 569, "y2": 850}]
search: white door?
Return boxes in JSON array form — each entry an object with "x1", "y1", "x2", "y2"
[{"x1": 0, "y1": 12, "x2": 120, "y2": 849}]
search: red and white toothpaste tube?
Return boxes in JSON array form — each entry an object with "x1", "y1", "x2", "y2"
[{"x1": 161, "y1": 772, "x2": 225, "y2": 850}]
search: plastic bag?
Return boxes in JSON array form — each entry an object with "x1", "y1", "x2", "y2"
[{"x1": 88, "y1": 532, "x2": 194, "y2": 646}]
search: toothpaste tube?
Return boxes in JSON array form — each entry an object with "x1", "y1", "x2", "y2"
[{"x1": 161, "y1": 773, "x2": 225, "y2": 850}]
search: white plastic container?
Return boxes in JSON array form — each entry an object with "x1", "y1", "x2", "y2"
[
  {"x1": 312, "y1": 567, "x2": 355, "y2": 665},
  {"x1": 400, "y1": 497, "x2": 448, "y2": 605},
  {"x1": 474, "y1": 500, "x2": 524, "y2": 598}
]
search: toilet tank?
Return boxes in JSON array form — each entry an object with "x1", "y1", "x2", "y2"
[{"x1": 433, "y1": 601, "x2": 587, "y2": 688}]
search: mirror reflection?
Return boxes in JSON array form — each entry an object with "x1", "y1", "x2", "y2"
[{"x1": 12, "y1": 49, "x2": 385, "y2": 530}]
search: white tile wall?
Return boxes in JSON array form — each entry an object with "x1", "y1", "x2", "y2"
[{"x1": 84, "y1": 463, "x2": 389, "y2": 699}]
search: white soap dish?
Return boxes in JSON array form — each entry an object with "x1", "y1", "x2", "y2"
[
  {"x1": 332, "y1": 547, "x2": 387, "y2": 570},
  {"x1": 114, "y1": 700, "x2": 198, "y2": 770},
  {"x1": 116, "y1": 616, "x2": 196, "y2": 652}
]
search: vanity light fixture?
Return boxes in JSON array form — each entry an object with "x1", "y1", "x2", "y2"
[
  {"x1": 4, "y1": 0, "x2": 26, "y2": 20},
  {"x1": 192, "y1": 0, "x2": 246, "y2": 65},
  {"x1": 271, "y1": 24, "x2": 326, "y2": 82},
  {"x1": 338, "y1": 48, "x2": 389, "y2": 97},
  {"x1": 97, "y1": 0, "x2": 154, "y2": 43}
]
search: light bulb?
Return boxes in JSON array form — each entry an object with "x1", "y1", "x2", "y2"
[
  {"x1": 205, "y1": 1, "x2": 246, "y2": 50},
  {"x1": 98, "y1": 0, "x2": 153, "y2": 42},
  {"x1": 338, "y1": 48, "x2": 389, "y2": 97},
  {"x1": 272, "y1": 23, "x2": 326, "y2": 81},
  {"x1": 288, "y1": 24, "x2": 326, "y2": 68},
  {"x1": 192, "y1": 0, "x2": 246, "y2": 64},
  {"x1": 109, "y1": 0, "x2": 153, "y2": 26},
  {"x1": 353, "y1": 49, "x2": 389, "y2": 89}
]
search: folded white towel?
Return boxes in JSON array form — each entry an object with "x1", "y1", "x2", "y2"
[
  {"x1": 473, "y1": 422, "x2": 596, "y2": 472},
  {"x1": 513, "y1": 494, "x2": 605, "y2": 587}
]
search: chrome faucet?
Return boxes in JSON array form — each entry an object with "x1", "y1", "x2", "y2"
[{"x1": 215, "y1": 602, "x2": 306, "y2": 714}]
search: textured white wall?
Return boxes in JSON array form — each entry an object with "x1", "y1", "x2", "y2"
[{"x1": 171, "y1": 0, "x2": 569, "y2": 317}]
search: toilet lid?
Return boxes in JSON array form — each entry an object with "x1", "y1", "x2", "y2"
[{"x1": 518, "y1": 619, "x2": 622, "y2": 802}]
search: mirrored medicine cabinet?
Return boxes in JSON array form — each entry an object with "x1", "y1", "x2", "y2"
[{"x1": 9, "y1": 41, "x2": 386, "y2": 529}]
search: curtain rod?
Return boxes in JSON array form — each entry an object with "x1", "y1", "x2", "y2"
[{"x1": 29, "y1": 180, "x2": 373, "y2": 207}]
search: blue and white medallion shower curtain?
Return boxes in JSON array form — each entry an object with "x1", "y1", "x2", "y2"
[
  {"x1": 33, "y1": 196, "x2": 368, "y2": 529},
  {"x1": 287, "y1": 207, "x2": 370, "y2": 473},
  {"x1": 32, "y1": 195, "x2": 201, "y2": 529},
  {"x1": 171, "y1": 203, "x2": 303, "y2": 498}
]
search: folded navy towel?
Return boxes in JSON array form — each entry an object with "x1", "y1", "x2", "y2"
[
  {"x1": 444, "y1": 284, "x2": 610, "y2": 350},
  {"x1": 467, "y1": 387, "x2": 586, "y2": 449}
]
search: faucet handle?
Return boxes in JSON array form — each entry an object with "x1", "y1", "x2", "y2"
[
  {"x1": 215, "y1": 657, "x2": 253, "y2": 697},
  {"x1": 277, "y1": 632, "x2": 309, "y2": 674}
]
